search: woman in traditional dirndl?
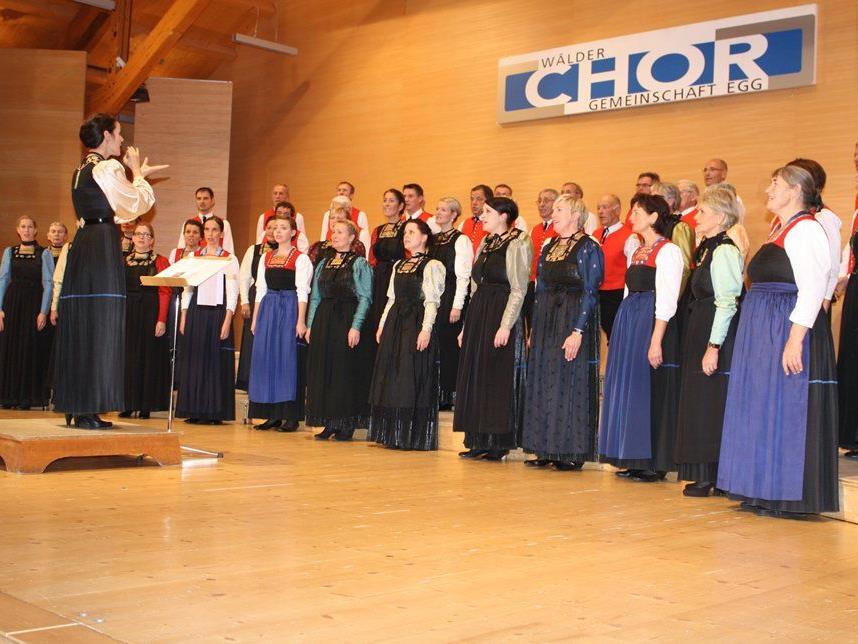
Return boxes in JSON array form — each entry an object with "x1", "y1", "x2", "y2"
[
  {"x1": 366, "y1": 189, "x2": 406, "y2": 340},
  {"x1": 718, "y1": 165, "x2": 839, "y2": 517},
  {"x1": 236, "y1": 209, "x2": 280, "y2": 391},
  {"x1": 305, "y1": 220, "x2": 374, "y2": 441},
  {"x1": 674, "y1": 186, "x2": 744, "y2": 496},
  {"x1": 430, "y1": 197, "x2": 472, "y2": 410},
  {"x1": 0, "y1": 216, "x2": 54, "y2": 409},
  {"x1": 598, "y1": 194, "x2": 684, "y2": 482},
  {"x1": 119, "y1": 221, "x2": 170, "y2": 419},
  {"x1": 837, "y1": 203, "x2": 858, "y2": 457},
  {"x1": 54, "y1": 114, "x2": 162, "y2": 429},
  {"x1": 453, "y1": 197, "x2": 532, "y2": 461},
  {"x1": 522, "y1": 194, "x2": 603, "y2": 471},
  {"x1": 176, "y1": 216, "x2": 239, "y2": 425},
  {"x1": 248, "y1": 213, "x2": 312, "y2": 432},
  {"x1": 369, "y1": 219, "x2": 445, "y2": 450}
]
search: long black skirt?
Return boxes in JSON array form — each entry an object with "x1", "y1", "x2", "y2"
[
  {"x1": 124, "y1": 290, "x2": 170, "y2": 413},
  {"x1": 453, "y1": 283, "x2": 525, "y2": 449},
  {"x1": 54, "y1": 223, "x2": 125, "y2": 414},
  {"x1": 0, "y1": 279, "x2": 51, "y2": 407},
  {"x1": 674, "y1": 296, "x2": 738, "y2": 482},
  {"x1": 369, "y1": 302, "x2": 439, "y2": 450},
  {"x1": 305, "y1": 297, "x2": 372, "y2": 431},
  {"x1": 435, "y1": 279, "x2": 464, "y2": 408},
  {"x1": 175, "y1": 296, "x2": 235, "y2": 421},
  {"x1": 838, "y1": 274, "x2": 858, "y2": 449},
  {"x1": 522, "y1": 287, "x2": 599, "y2": 462},
  {"x1": 235, "y1": 285, "x2": 255, "y2": 391}
]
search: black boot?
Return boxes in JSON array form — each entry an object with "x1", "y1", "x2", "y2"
[{"x1": 315, "y1": 428, "x2": 336, "y2": 440}]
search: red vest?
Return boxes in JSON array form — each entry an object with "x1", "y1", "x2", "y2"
[
  {"x1": 530, "y1": 221, "x2": 556, "y2": 281},
  {"x1": 630, "y1": 236, "x2": 670, "y2": 268},
  {"x1": 264, "y1": 248, "x2": 302, "y2": 270},
  {"x1": 461, "y1": 217, "x2": 486, "y2": 254},
  {"x1": 680, "y1": 208, "x2": 699, "y2": 230},
  {"x1": 770, "y1": 213, "x2": 817, "y2": 249},
  {"x1": 594, "y1": 223, "x2": 636, "y2": 290}
]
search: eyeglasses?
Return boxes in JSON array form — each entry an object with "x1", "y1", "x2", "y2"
[{"x1": 133, "y1": 232, "x2": 153, "y2": 238}]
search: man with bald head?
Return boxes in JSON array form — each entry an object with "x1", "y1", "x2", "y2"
[
  {"x1": 592, "y1": 193, "x2": 640, "y2": 338},
  {"x1": 702, "y1": 159, "x2": 728, "y2": 187},
  {"x1": 254, "y1": 183, "x2": 309, "y2": 251}
]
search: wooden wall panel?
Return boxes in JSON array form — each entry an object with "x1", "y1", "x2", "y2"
[
  {"x1": 133, "y1": 77, "x2": 232, "y2": 255},
  {"x1": 0, "y1": 49, "x2": 85, "y2": 249},
  {"x1": 216, "y1": 0, "x2": 857, "y2": 331}
]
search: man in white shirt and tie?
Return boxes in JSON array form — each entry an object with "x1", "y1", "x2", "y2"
[{"x1": 177, "y1": 187, "x2": 235, "y2": 253}]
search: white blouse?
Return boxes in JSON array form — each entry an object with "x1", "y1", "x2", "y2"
[
  {"x1": 254, "y1": 252, "x2": 313, "y2": 304},
  {"x1": 91, "y1": 159, "x2": 155, "y2": 224},
  {"x1": 624, "y1": 241, "x2": 683, "y2": 322},
  {"x1": 783, "y1": 218, "x2": 830, "y2": 329},
  {"x1": 379, "y1": 258, "x2": 446, "y2": 332},
  {"x1": 451, "y1": 234, "x2": 473, "y2": 310},
  {"x1": 814, "y1": 207, "x2": 842, "y2": 300}
]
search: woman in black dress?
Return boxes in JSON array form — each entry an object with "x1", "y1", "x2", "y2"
[
  {"x1": 0, "y1": 216, "x2": 54, "y2": 409},
  {"x1": 119, "y1": 222, "x2": 171, "y2": 419},
  {"x1": 674, "y1": 186, "x2": 744, "y2": 496},
  {"x1": 54, "y1": 114, "x2": 163, "y2": 429},
  {"x1": 430, "y1": 197, "x2": 472, "y2": 410},
  {"x1": 306, "y1": 220, "x2": 374, "y2": 441},
  {"x1": 454, "y1": 197, "x2": 532, "y2": 461},
  {"x1": 837, "y1": 203, "x2": 858, "y2": 457},
  {"x1": 237, "y1": 206, "x2": 285, "y2": 391},
  {"x1": 522, "y1": 195, "x2": 603, "y2": 471},
  {"x1": 366, "y1": 189, "x2": 406, "y2": 338},
  {"x1": 369, "y1": 219, "x2": 446, "y2": 450},
  {"x1": 176, "y1": 216, "x2": 239, "y2": 425}
]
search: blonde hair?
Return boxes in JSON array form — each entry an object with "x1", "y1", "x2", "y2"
[
  {"x1": 553, "y1": 194, "x2": 589, "y2": 231},
  {"x1": 333, "y1": 219, "x2": 357, "y2": 239},
  {"x1": 701, "y1": 185, "x2": 741, "y2": 230},
  {"x1": 48, "y1": 221, "x2": 68, "y2": 233},
  {"x1": 438, "y1": 197, "x2": 462, "y2": 219}
]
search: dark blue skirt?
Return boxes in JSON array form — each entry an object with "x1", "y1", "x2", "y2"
[
  {"x1": 248, "y1": 289, "x2": 298, "y2": 404},
  {"x1": 718, "y1": 282, "x2": 839, "y2": 513}
]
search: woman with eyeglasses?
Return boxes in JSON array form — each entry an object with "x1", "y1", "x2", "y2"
[{"x1": 119, "y1": 222, "x2": 170, "y2": 419}]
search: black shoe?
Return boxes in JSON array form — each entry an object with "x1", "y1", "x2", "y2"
[
  {"x1": 753, "y1": 507, "x2": 810, "y2": 520},
  {"x1": 524, "y1": 459, "x2": 551, "y2": 468},
  {"x1": 64, "y1": 414, "x2": 73, "y2": 427},
  {"x1": 276, "y1": 420, "x2": 299, "y2": 432},
  {"x1": 74, "y1": 415, "x2": 104, "y2": 430},
  {"x1": 185, "y1": 418, "x2": 200, "y2": 424},
  {"x1": 254, "y1": 419, "x2": 281, "y2": 430},
  {"x1": 458, "y1": 449, "x2": 488, "y2": 459},
  {"x1": 138, "y1": 411, "x2": 150, "y2": 419},
  {"x1": 118, "y1": 411, "x2": 134, "y2": 418},
  {"x1": 615, "y1": 469, "x2": 639, "y2": 478},
  {"x1": 553, "y1": 461, "x2": 583, "y2": 471},
  {"x1": 683, "y1": 482, "x2": 713, "y2": 497},
  {"x1": 713, "y1": 488, "x2": 727, "y2": 497},
  {"x1": 483, "y1": 450, "x2": 508, "y2": 461},
  {"x1": 92, "y1": 415, "x2": 113, "y2": 428},
  {"x1": 631, "y1": 470, "x2": 663, "y2": 482},
  {"x1": 738, "y1": 501, "x2": 758, "y2": 513},
  {"x1": 334, "y1": 430, "x2": 354, "y2": 441},
  {"x1": 315, "y1": 428, "x2": 336, "y2": 440},
  {"x1": 205, "y1": 419, "x2": 223, "y2": 426}
]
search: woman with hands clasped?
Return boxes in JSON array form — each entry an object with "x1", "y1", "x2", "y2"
[
  {"x1": 598, "y1": 194, "x2": 684, "y2": 483},
  {"x1": 674, "y1": 185, "x2": 744, "y2": 497},
  {"x1": 521, "y1": 194, "x2": 604, "y2": 472},
  {"x1": 176, "y1": 216, "x2": 239, "y2": 425},
  {"x1": 305, "y1": 220, "x2": 373, "y2": 441},
  {"x1": 717, "y1": 165, "x2": 838, "y2": 518},
  {"x1": 369, "y1": 219, "x2": 445, "y2": 451},
  {"x1": 248, "y1": 214, "x2": 312, "y2": 432}
]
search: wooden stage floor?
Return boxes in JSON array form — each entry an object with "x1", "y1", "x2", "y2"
[{"x1": 0, "y1": 411, "x2": 856, "y2": 642}]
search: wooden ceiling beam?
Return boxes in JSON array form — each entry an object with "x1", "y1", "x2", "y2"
[
  {"x1": 215, "y1": 0, "x2": 275, "y2": 15},
  {"x1": 86, "y1": 0, "x2": 213, "y2": 114},
  {"x1": 60, "y1": 4, "x2": 110, "y2": 50},
  {"x1": 130, "y1": 15, "x2": 236, "y2": 59}
]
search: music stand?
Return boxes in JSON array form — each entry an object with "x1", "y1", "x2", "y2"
[{"x1": 142, "y1": 255, "x2": 231, "y2": 458}]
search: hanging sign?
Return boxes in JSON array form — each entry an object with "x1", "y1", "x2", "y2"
[{"x1": 497, "y1": 4, "x2": 817, "y2": 123}]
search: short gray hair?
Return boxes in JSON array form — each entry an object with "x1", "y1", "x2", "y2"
[
  {"x1": 677, "y1": 180, "x2": 699, "y2": 196},
  {"x1": 554, "y1": 194, "x2": 589, "y2": 231},
  {"x1": 438, "y1": 196, "x2": 462, "y2": 219},
  {"x1": 653, "y1": 182, "x2": 680, "y2": 212},
  {"x1": 701, "y1": 184, "x2": 741, "y2": 230}
]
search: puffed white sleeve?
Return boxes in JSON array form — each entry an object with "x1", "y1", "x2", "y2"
[
  {"x1": 225, "y1": 256, "x2": 240, "y2": 312},
  {"x1": 421, "y1": 259, "x2": 446, "y2": 332},
  {"x1": 453, "y1": 234, "x2": 473, "y2": 310},
  {"x1": 840, "y1": 210, "x2": 856, "y2": 278},
  {"x1": 815, "y1": 208, "x2": 842, "y2": 299},
  {"x1": 784, "y1": 219, "x2": 830, "y2": 328},
  {"x1": 295, "y1": 253, "x2": 313, "y2": 303},
  {"x1": 92, "y1": 159, "x2": 155, "y2": 223},
  {"x1": 653, "y1": 243, "x2": 683, "y2": 322},
  {"x1": 358, "y1": 227, "x2": 371, "y2": 257},
  {"x1": 254, "y1": 254, "x2": 268, "y2": 303},
  {"x1": 624, "y1": 232, "x2": 641, "y2": 259},
  {"x1": 296, "y1": 230, "x2": 310, "y2": 253},
  {"x1": 238, "y1": 246, "x2": 255, "y2": 305},
  {"x1": 255, "y1": 214, "x2": 265, "y2": 244}
]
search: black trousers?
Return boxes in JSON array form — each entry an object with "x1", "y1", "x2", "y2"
[{"x1": 599, "y1": 289, "x2": 624, "y2": 340}]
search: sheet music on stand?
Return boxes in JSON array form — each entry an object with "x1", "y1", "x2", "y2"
[{"x1": 141, "y1": 255, "x2": 231, "y2": 459}]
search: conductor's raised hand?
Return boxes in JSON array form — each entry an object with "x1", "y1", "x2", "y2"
[{"x1": 139, "y1": 156, "x2": 169, "y2": 178}]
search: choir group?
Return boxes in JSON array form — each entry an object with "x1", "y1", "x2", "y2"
[{"x1": 2, "y1": 114, "x2": 857, "y2": 521}]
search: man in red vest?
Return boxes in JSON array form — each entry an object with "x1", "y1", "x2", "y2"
[
  {"x1": 403, "y1": 183, "x2": 437, "y2": 231},
  {"x1": 593, "y1": 194, "x2": 640, "y2": 339},
  {"x1": 458, "y1": 184, "x2": 494, "y2": 253},
  {"x1": 522, "y1": 188, "x2": 559, "y2": 329},
  {"x1": 254, "y1": 184, "x2": 309, "y2": 251},
  {"x1": 677, "y1": 180, "x2": 700, "y2": 229},
  {"x1": 318, "y1": 180, "x2": 368, "y2": 241}
]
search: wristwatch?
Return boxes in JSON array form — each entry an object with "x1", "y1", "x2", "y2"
[{"x1": 707, "y1": 342, "x2": 721, "y2": 350}]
